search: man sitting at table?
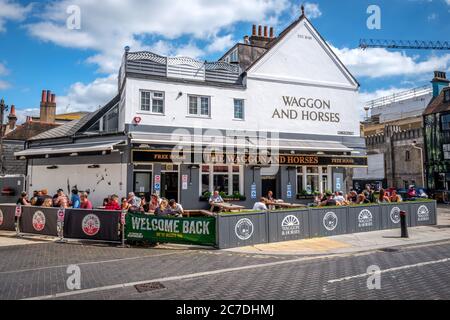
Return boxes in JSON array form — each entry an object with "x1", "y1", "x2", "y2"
[
  {"x1": 209, "y1": 191, "x2": 224, "y2": 212},
  {"x1": 253, "y1": 197, "x2": 268, "y2": 211},
  {"x1": 169, "y1": 199, "x2": 184, "y2": 217}
]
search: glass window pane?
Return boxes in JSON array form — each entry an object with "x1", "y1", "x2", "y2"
[
  {"x1": 202, "y1": 175, "x2": 210, "y2": 194},
  {"x1": 213, "y1": 166, "x2": 229, "y2": 173},
  {"x1": 189, "y1": 96, "x2": 198, "y2": 115},
  {"x1": 322, "y1": 176, "x2": 328, "y2": 192},
  {"x1": 234, "y1": 99, "x2": 243, "y2": 119},
  {"x1": 297, "y1": 175, "x2": 304, "y2": 193},
  {"x1": 152, "y1": 98, "x2": 163, "y2": 113},
  {"x1": 322, "y1": 167, "x2": 328, "y2": 174},
  {"x1": 141, "y1": 91, "x2": 151, "y2": 111},
  {"x1": 306, "y1": 175, "x2": 319, "y2": 194},
  {"x1": 232, "y1": 175, "x2": 240, "y2": 194},
  {"x1": 202, "y1": 165, "x2": 210, "y2": 173},
  {"x1": 213, "y1": 175, "x2": 229, "y2": 194},
  {"x1": 297, "y1": 167, "x2": 304, "y2": 174},
  {"x1": 200, "y1": 97, "x2": 209, "y2": 116},
  {"x1": 307, "y1": 167, "x2": 319, "y2": 174},
  {"x1": 232, "y1": 166, "x2": 240, "y2": 173}
]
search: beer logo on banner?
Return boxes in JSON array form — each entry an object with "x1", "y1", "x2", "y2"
[
  {"x1": 323, "y1": 212, "x2": 338, "y2": 231},
  {"x1": 358, "y1": 209, "x2": 373, "y2": 228},
  {"x1": 390, "y1": 207, "x2": 401, "y2": 224},
  {"x1": 32, "y1": 211, "x2": 46, "y2": 232},
  {"x1": 82, "y1": 214, "x2": 101, "y2": 236},
  {"x1": 281, "y1": 215, "x2": 300, "y2": 236},
  {"x1": 235, "y1": 218, "x2": 254, "y2": 241},
  {"x1": 417, "y1": 205, "x2": 430, "y2": 222},
  {"x1": 0, "y1": 209, "x2": 3, "y2": 226}
]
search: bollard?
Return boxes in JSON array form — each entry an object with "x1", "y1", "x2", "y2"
[
  {"x1": 400, "y1": 210, "x2": 409, "y2": 238},
  {"x1": 15, "y1": 205, "x2": 22, "y2": 238},
  {"x1": 118, "y1": 210, "x2": 127, "y2": 248}
]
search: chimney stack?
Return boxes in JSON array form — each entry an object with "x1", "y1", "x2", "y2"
[
  {"x1": 249, "y1": 25, "x2": 275, "y2": 47},
  {"x1": 264, "y1": 26, "x2": 268, "y2": 38},
  {"x1": 431, "y1": 71, "x2": 450, "y2": 98},
  {"x1": 270, "y1": 27, "x2": 274, "y2": 38},
  {"x1": 7, "y1": 105, "x2": 17, "y2": 130},
  {"x1": 40, "y1": 89, "x2": 57, "y2": 123},
  {"x1": 252, "y1": 25, "x2": 256, "y2": 36},
  {"x1": 258, "y1": 25, "x2": 262, "y2": 37}
]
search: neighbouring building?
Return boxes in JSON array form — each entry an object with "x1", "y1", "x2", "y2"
[
  {"x1": 1, "y1": 90, "x2": 86, "y2": 176},
  {"x1": 423, "y1": 71, "x2": 450, "y2": 193},
  {"x1": 354, "y1": 78, "x2": 435, "y2": 190},
  {"x1": 15, "y1": 9, "x2": 367, "y2": 208}
]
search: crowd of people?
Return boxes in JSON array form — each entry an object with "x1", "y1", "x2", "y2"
[
  {"x1": 312, "y1": 185, "x2": 426, "y2": 207},
  {"x1": 16, "y1": 189, "x2": 185, "y2": 217}
]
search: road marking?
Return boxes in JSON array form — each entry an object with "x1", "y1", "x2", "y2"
[
  {"x1": 0, "y1": 251, "x2": 188, "y2": 275},
  {"x1": 328, "y1": 258, "x2": 450, "y2": 284},
  {"x1": 23, "y1": 252, "x2": 365, "y2": 300}
]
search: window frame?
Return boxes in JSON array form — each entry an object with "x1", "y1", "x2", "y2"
[
  {"x1": 199, "y1": 165, "x2": 243, "y2": 196},
  {"x1": 139, "y1": 90, "x2": 165, "y2": 115},
  {"x1": 187, "y1": 95, "x2": 211, "y2": 118},
  {"x1": 233, "y1": 99, "x2": 245, "y2": 120}
]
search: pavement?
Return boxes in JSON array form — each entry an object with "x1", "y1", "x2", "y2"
[
  {"x1": 226, "y1": 205, "x2": 450, "y2": 256},
  {"x1": 0, "y1": 206, "x2": 450, "y2": 300}
]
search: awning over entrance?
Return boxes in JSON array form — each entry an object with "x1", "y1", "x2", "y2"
[
  {"x1": 15, "y1": 141, "x2": 126, "y2": 159},
  {"x1": 130, "y1": 133, "x2": 353, "y2": 152}
]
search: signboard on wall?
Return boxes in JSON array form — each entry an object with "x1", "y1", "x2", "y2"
[
  {"x1": 182, "y1": 175, "x2": 189, "y2": 190},
  {"x1": 132, "y1": 150, "x2": 368, "y2": 167}
]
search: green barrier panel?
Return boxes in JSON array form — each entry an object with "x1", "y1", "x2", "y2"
[{"x1": 125, "y1": 212, "x2": 216, "y2": 246}]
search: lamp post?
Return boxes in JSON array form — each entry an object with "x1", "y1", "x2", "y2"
[
  {"x1": 0, "y1": 98, "x2": 9, "y2": 175},
  {"x1": 412, "y1": 140, "x2": 425, "y2": 188}
]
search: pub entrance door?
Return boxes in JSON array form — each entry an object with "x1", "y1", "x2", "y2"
[
  {"x1": 161, "y1": 168, "x2": 179, "y2": 201},
  {"x1": 262, "y1": 175, "x2": 278, "y2": 199}
]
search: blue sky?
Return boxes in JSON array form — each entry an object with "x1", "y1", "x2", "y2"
[{"x1": 0, "y1": 0, "x2": 449, "y2": 122}]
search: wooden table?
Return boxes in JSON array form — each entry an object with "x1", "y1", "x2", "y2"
[
  {"x1": 211, "y1": 202, "x2": 245, "y2": 213},
  {"x1": 184, "y1": 210, "x2": 215, "y2": 217},
  {"x1": 266, "y1": 202, "x2": 307, "y2": 209}
]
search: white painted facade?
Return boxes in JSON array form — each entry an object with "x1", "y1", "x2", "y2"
[
  {"x1": 27, "y1": 164, "x2": 128, "y2": 207},
  {"x1": 121, "y1": 18, "x2": 360, "y2": 138}
]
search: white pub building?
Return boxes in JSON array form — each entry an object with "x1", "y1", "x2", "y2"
[{"x1": 16, "y1": 9, "x2": 367, "y2": 208}]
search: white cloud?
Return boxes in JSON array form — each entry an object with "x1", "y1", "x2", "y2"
[
  {"x1": 0, "y1": 80, "x2": 9, "y2": 90},
  {"x1": 27, "y1": 0, "x2": 290, "y2": 73},
  {"x1": 0, "y1": 0, "x2": 32, "y2": 32},
  {"x1": 428, "y1": 13, "x2": 438, "y2": 20},
  {"x1": 304, "y1": 2, "x2": 322, "y2": 19},
  {"x1": 57, "y1": 74, "x2": 118, "y2": 112},
  {"x1": 206, "y1": 35, "x2": 235, "y2": 54},
  {"x1": 331, "y1": 45, "x2": 450, "y2": 78}
]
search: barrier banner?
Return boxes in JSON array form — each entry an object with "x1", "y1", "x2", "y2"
[
  {"x1": 19, "y1": 206, "x2": 58, "y2": 237},
  {"x1": 126, "y1": 212, "x2": 216, "y2": 246},
  {"x1": 64, "y1": 209, "x2": 121, "y2": 242},
  {"x1": 0, "y1": 205, "x2": 16, "y2": 231}
]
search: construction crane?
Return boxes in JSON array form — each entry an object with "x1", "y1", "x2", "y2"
[{"x1": 360, "y1": 39, "x2": 450, "y2": 50}]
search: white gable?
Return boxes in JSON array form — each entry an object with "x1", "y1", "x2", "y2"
[{"x1": 247, "y1": 18, "x2": 358, "y2": 90}]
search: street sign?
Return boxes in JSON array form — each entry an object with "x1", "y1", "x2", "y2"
[
  {"x1": 251, "y1": 183, "x2": 257, "y2": 199},
  {"x1": 287, "y1": 183, "x2": 293, "y2": 199},
  {"x1": 182, "y1": 175, "x2": 188, "y2": 190},
  {"x1": 15, "y1": 205, "x2": 22, "y2": 218},
  {"x1": 57, "y1": 208, "x2": 65, "y2": 222}
]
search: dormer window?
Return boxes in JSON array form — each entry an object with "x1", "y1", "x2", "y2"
[{"x1": 444, "y1": 88, "x2": 450, "y2": 103}]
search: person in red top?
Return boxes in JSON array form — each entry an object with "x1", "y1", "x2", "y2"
[
  {"x1": 105, "y1": 195, "x2": 121, "y2": 211},
  {"x1": 80, "y1": 192, "x2": 93, "y2": 210}
]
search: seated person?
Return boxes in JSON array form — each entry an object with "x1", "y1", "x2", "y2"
[
  {"x1": 321, "y1": 192, "x2": 338, "y2": 207},
  {"x1": 80, "y1": 192, "x2": 93, "y2": 210},
  {"x1": 347, "y1": 191, "x2": 358, "y2": 203},
  {"x1": 70, "y1": 189, "x2": 81, "y2": 209},
  {"x1": 377, "y1": 189, "x2": 391, "y2": 203},
  {"x1": 127, "y1": 192, "x2": 142, "y2": 211},
  {"x1": 314, "y1": 193, "x2": 324, "y2": 206},
  {"x1": 155, "y1": 200, "x2": 173, "y2": 216},
  {"x1": 141, "y1": 196, "x2": 149, "y2": 212},
  {"x1": 16, "y1": 192, "x2": 31, "y2": 206},
  {"x1": 334, "y1": 191, "x2": 346, "y2": 203},
  {"x1": 356, "y1": 193, "x2": 370, "y2": 205},
  {"x1": 105, "y1": 195, "x2": 121, "y2": 211},
  {"x1": 42, "y1": 198, "x2": 54, "y2": 208},
  {"x1": 168, "y1": 199, "x2": 184, "y2": 217},
  {"x1": 267, "y1": 191, "x2": 276, "y2": 202},
  {"x1": 407, "y1": 186, "x2": 417, "y2": 199},
  {"x1": 390, "y1": 190, "x2": 402, "y2": 203},
  {"x1": 121, "y1": 197, "x2": 130, "y2": 211},
  {"x1": 148, "y1": 194, "x2": 161, "y2": 213},
  {"x1": 209, "y1": 191, "x2": 224, "y2": 212},
  {"x1": 253, "y1": 197, "x2": 268, "y2": 211}
]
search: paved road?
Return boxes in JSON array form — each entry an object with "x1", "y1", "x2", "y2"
[{"x1": 0, "y1": 238, "x2": 449, "y2": 300}]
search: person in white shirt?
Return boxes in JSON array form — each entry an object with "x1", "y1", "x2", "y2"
[
  {"x1": 253, "y1": 197, "x2": 268, "y2": 211},
  {"x1": 334, "y1": 191, "x2": 346, "y2": 203}
]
